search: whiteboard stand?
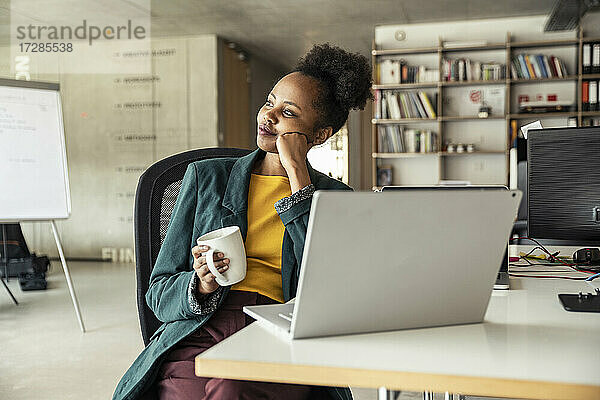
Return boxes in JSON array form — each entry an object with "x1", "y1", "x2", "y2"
[
  {"x1": 50, "y1": 220, "x2": 86, "y2": 333},
  {"x1": 0, "y1": 276, "x2": 18, "y2": 305},
  {"x1": 1, "y1": 224, "x2": 19, "y2": 305},
  {"x1": 0, "y1": 79, "x2": 84, "y2": 331}
]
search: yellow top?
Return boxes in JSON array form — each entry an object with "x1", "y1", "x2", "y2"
[{"x1": 231, "y1": 174, "x2": 291, "y2": 303}]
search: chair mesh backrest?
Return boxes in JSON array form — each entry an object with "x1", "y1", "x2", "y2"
[
  {"x1": 159, "y1": 180, "x2": 183, "y2": 246},
  {"x1": 135, "y1": 147, "x2": 252, "y2": 347}
]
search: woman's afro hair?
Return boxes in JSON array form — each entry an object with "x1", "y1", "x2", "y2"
[{"x1": 294, "y1": 43, "x2": 373, "y2": 133}]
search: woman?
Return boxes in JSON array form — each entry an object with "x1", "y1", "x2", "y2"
[{"x1": 113, "y1": 43, "x2": 372, "y2": 400}]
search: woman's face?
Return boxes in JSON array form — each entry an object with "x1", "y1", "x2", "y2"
[{"x1": 256, "y1": 72, "x2": 325, "y2": 153}]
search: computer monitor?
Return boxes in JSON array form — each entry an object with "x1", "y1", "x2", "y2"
[{"x1": 527, "y1": 126, "x2": 600, "y2": 244}]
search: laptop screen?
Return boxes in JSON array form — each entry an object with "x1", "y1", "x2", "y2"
[{"x1": 380, "y1": 185, "x2": 510, "y2": 272}]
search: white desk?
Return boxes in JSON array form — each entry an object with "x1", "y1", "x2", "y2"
[{"x1": 196, "y1": 278, "x2": 600, "y2": 400}]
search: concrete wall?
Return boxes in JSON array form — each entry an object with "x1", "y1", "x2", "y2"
[
  {"x1": 1, "y1": 36, "x2": 220, "y2": 259},
  {"x1": 248, "y1": 55, "x2": 286, "y2": 149},
  {"x1": 1, "y1": 34, "x2": 285, "y2": 260}
]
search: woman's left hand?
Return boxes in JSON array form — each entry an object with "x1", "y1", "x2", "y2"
[
  {"x1": 276, "y1": 132, "x2": 312, "y2": 192},
  {"x1": 276, "y1": 132, "x2": 309, "y2": 172}
]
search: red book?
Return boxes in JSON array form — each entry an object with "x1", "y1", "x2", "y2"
[
  {"x1": 401, "y1": 65, "x2": 408, "y2": 83},
  {"x1": 583, "y1": 81, "x2": 590, "y2": 111}
]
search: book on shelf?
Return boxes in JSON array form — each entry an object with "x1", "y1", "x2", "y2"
[
  {"x1": 443, "y1": 58, "x2": 504, "y2": 82},
  {"x1": 376, "y1": 59, "x2": 438, "y2": 84},
  {"x1": 532, "y1": 56, "x2": 543, "y2": 77},
  {"x1": 511, "y1": 54, "x2": 567, "y2": 79},
  {"x1": 583, "y1": 117, "x2": 600, "y2": 127},
  {"x1": 584, "y1": 44, "x2": 592, "y2": 74},
  {"x1": 386, "y1": 92, "x2": 402, "y2": 119},
  {"x1": 421, "y1": 130, "x2": 438, "y2": 153},
  {"x1": 398, "y1": 93, "x2": 410, "y2": 118},
  {"x1": 377, "y1": 125, "x2": 438, "y2": 153},
  {"x1": 514, "y1": 54, "x2": 527, "y2": 79},
  {"x1": 409, "y1": 92, "x2": 427, "y2": 118},
  {"x1": 583, "y1": 81, "x2": 590, "y2": 111},
  {"x1": 594, "y1": 44, "x2": 600, "y2": 74},
  {"x1": 378, "y1": 125, "x2": 401, "y2": 152},
  {"x1": 377, "y1": 91, "x2": 437, "y2": 119},
  {"x1": 405, "y1": 129, "x2": 438, "y2": 153},
  {"x1": 389, "y1": 126, "x2": 403, "y2": 152},
  {"x1": 510, "y1": 63, "x2": 518, "y2": 81},
  {"x1": 510, "y1": 119, "x2": 518, "y2": 148},
  {"x1": 590, "y1": 81, "x2": 598, "y2": 112},
  {"x1": 402, "y1": 64, "x2": 438, "y2": 84},
  {"x1": 482, "y1": 63, "x2": 503, "y2": 80},
  {"x1": 418, "y1": 92, "x2": 436, "y2": 118},
  {"x1": 559, "y1": 59, "x2": 567, "y2": 77}
]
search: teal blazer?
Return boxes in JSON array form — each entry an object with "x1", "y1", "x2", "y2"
[{"x1": 113, "y1": 149, "x2": 353, "y2": 400}]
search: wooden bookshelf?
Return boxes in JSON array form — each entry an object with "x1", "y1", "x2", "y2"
[
  {"x1": 372, "y1": 118, "x2": 438, "y2": 124},
  {"x1": 372, "y1": 47, "x2": 439, "y2": 56},
  {"x1": 441, "y1": 151, "x2": 508, "y2": 156},
  {"x1": 440, "y1": 116, "x2": 506, "y2": 121},
  {"x1": 509, "y1": 112, "x2": 578, "y2": 119},
  {"x1": 373, "y1": 151, "x2": 507, "y2": 158},
  {"x1": 580, "y1": 111, "x2": 600, "y2": 117},
  {"x1": 372, "y1": 82, "x2": 438, "y2": 90},
  {"x1": 580, "y1": 37, "x2": 600, "y2": 44},
  {"x1": 509, "y1": 76, "x2": 579, "y2": 83},
  {"x1": 372, "y1": 152, "x2": 439, "y2": 158},
  {"x1": 371, "y1": 28, "x2": 595, "y2": 187},
  {"x1": 441, "y1": 80, "x2": 506, "y2": 87},
  {"x1": 442, "y1": 43, "x2": 506, "y2": 52},
  {"x1": 509, "y1": 38, "x2": 579, "y2": 49},
  {"x1": 581, "y1": 73, "x2": 600, "y2": 80}
]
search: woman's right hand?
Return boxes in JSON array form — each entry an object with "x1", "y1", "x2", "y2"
[{"x1": 192, "y1": 245, "x2": 230, "y2": 295}]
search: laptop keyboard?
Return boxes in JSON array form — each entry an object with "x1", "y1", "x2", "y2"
[{"x1": 278, "y1": 311, "x2": 293, "y2": 322}]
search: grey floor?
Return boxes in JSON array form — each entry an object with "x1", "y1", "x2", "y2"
[
  {"x1": 1, "y1": 261, "x2": 143, "y2": 400},
  {"x1": 0, "y1": 261, "x2": 515, "y2": 400}
]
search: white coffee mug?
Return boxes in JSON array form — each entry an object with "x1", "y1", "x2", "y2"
[{"x1": 196, "y1": 226, "x2": 247, "y2": 286}]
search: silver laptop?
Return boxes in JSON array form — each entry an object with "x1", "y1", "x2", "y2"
[
  {"x1": 244, "y1": 190, "x2": 522, "y2": 339},
  {"x1": 381, "y1": 185, "x2": 512, "y2": 289}
]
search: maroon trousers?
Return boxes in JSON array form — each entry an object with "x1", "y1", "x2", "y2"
[{"x1": 152, "y1": 290, "x2": 324, "y2": 400}]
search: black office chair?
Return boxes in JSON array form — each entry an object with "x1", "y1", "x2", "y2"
[{"x1": 134, "y1": 147, "x2": 252, "y2": 346}]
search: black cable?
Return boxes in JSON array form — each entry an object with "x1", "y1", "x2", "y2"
[
  {"x1": 523, "y1": 246, "x2": 546, "y2": 258},
  {"x1": 520, "y1": 257, "x2": 534, "y2": 265},
  {"x1": 510, "y1": 237, "x2": 569, "y2": 265},
  {"x1": 519, "y1": 262, "x2": 568, "y2": 266}
]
